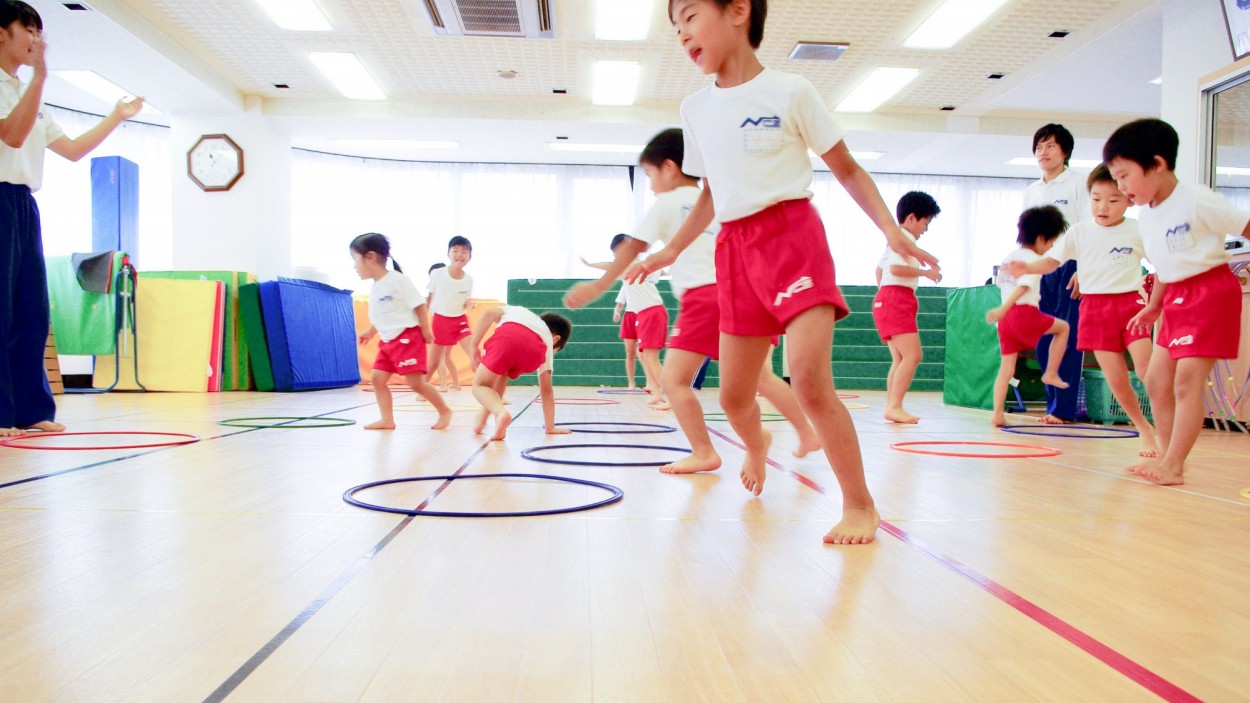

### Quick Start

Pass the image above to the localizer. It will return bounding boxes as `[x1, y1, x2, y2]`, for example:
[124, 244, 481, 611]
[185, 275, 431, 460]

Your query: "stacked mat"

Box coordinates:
[143, 271, 257, 390]
[46, 253, 123, 355]
[240, 278, 360, 392]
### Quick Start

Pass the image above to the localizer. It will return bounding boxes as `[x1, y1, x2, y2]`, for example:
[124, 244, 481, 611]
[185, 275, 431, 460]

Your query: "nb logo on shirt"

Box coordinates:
[1054, 199, 1069, 205]
[740, 115, 781, 129]
[1109, 247, 1134, 254]
[774, 276, 814, 307]
[1168, 335, 1194, 348]
[379, 295, 394, 302]
[1108, 246, 1133, 266]
[1165, 223, 1195, 253]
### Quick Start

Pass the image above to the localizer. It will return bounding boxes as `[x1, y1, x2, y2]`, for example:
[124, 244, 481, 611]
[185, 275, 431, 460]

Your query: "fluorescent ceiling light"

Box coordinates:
[253, 0, 332, 31]
[1216, 166, 1250, 177]
[903, 0, 1010, 50]
[1006, 157, 1101, 168]
[834, 67, 919, 112]
[329, 139, 459, 150]
[596, 0, 653, 40]
[546, 142, 644, 153]
[308, 52, 386, 100]
[52, 70, 160, 113]
[592, 61, 641, 106]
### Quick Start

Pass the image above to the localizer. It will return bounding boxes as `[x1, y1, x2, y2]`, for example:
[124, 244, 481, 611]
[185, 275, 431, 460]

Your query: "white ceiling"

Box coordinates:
[30, 0, 1175, 177]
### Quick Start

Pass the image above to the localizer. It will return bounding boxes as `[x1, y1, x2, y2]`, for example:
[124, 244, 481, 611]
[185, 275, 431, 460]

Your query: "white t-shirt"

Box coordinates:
[1138, 182, 1247, 283]
[1046, 219, 1145, 295]
[615, 272, 663, 313]
[368, 271, 424, 342]
[1023, 168, 1089, 228]
[499, 305, 554, 375]
[630, 186, 718, 298]
[876, 231, 921, 289]
[0, 71, 66, 190]
[680, 68, 845, 223]
[997, 248, 1044, 307]
[428, 266, 473, 317]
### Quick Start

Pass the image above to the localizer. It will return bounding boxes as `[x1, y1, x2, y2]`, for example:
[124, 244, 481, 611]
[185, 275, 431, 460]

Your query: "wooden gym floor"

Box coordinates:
[0, 387, 1247, 702]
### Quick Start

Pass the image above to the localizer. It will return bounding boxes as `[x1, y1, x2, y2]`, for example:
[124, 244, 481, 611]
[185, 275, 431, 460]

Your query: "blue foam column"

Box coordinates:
[90, 156, 139, 260]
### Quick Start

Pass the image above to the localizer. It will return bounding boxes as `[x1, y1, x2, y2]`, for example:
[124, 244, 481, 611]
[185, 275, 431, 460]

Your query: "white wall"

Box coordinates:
[1161, 0, 1237, 181]
[170, 97, 292, 279]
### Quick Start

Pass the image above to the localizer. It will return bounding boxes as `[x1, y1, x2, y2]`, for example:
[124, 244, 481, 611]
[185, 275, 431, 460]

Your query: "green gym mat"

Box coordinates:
[943, 285, 1002, 410]
[238, 282, 274, 392]
[46, 253, 122, 355]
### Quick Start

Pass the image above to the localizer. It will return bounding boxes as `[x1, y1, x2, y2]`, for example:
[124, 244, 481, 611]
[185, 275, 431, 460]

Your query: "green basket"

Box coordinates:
[1082, 368, 1152, 425]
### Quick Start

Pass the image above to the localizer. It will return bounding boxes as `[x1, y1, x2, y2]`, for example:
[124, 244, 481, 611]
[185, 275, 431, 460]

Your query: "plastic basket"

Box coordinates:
[1082, 368, 1152, 425]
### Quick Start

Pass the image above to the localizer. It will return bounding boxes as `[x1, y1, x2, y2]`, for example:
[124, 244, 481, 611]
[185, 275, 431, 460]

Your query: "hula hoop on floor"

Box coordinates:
[395, 403, 480, 412]
[704, 412, 789, 422]
[556, 422, 677, 434]
[550, 398, 621, 406]
[999, 425, 1139, 439]
[217, 416, 355, 429]
[838, 393, 861, 399]
[0, 431, 201, 451]
[843, 403, 869, 410]
[890, 440, 1062, 458]
[597, 389, 650, 395]
[521, 443, 692, 467]
[343, 473, 623, 517]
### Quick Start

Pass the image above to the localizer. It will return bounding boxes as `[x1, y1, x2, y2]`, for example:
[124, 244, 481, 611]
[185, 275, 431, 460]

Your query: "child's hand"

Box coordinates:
[30, 35, 47, 77]
[924, 265, 943, 283]
[613, 309, 621, 323]
[1004, 261, 1028, 278]
[563, 280, 605, 309]
[888, 227, 938, 269]
[358, 331, 375, 345]
[1127, 306, 1161, 336]
[545, 426, 573, 435]
[465, 300, 476, 311]
[471, 347, 482, 368]
[1067, 275, 1081, 299]
[986, 306, 1006, 324]
[422, 328, 433, 344]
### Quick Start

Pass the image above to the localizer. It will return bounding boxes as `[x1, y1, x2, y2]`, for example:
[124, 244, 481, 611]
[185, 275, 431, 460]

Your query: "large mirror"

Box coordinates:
[1209, 73, 1250, 220]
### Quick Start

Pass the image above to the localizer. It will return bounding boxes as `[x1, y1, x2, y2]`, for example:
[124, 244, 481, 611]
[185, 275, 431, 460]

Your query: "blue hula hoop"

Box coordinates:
[342, 473, 623, 517]
[999, 425, 1139, 439]
[521, 443, 692, 467]
[597, 389, 650, 395]
[556, 422, 677, 434]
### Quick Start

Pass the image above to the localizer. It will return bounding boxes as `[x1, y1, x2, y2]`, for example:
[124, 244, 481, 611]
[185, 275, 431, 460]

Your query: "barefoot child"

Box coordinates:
[426, 237, 476, 391]
[603, 233, 667, 396]
[351, 233, 452, 430]
[873, 191, 942, 424]
[1007, 164, 1159, 457]
[469, 305, 572, 441]
[1104, 118, 1250, 485]
[987, 207, 1071, 426]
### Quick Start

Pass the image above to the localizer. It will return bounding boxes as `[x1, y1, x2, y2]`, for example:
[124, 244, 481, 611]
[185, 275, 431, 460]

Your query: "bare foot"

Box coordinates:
[1135, 426, 1160, 458]
[23, 420, 66, 433]
[451, 384, 462, 391]
[473, 410, 490, 435]
[646, 393, 665, 405]
[1, 427, 23, 438]
[490, 409, 512, 441]
[364, 419, 396, 430]
[659, 451, 722, 474]
[1040, 373, 1070, 389]
[883, 408, 920, 424]
[990, 413, 1007, 427]
[1136, 460, 1184, 485]
[739, 428, 772, 496]
[793, 432, 821, 458]
[438, 386, 449, 393]
[1037, 414, 1069, 425]
[1126, 456, 1160, 475]
[823, 506, 880, 545]
[431, 409, 452, 430]
[651, 401, 672, 412]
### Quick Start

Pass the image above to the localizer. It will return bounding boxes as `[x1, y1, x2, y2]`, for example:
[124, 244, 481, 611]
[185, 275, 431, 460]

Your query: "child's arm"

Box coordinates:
[888, 264, 942, 283]
[613, 302, 624, 323]
[469, 306, 505, 367]
[414, 304, 434, 344]
[0, 38, 46, 148]
[628, 185, 716, 283]
[47, 98, 144, 162]
[986, 286, 1028, 323]
[821, 143, 938, 269]
[538, 371, 571, 435]
[564, 239, 648, 308]
[875, 266, 882, 287]
[358, 325, 377, 345]
[579, 257, 613, 272]
[1128, 280, 1166, 335]
[1005, 258, 1062, 277]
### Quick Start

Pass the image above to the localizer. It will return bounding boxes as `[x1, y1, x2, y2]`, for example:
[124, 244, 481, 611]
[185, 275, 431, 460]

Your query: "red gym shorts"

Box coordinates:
[715, 198, 849, 337]
[872, 285, 919, 343]
[669, 284, 720, 360]
[1077, 291, 1150, 352]
[373, 325, 428, 375]
[997, 305, 1057, 354]
[618, 310, 639, 340]
[1158, 265, 1243, 360]
[482, 322, 548, 379]
[432, 313, 470, 346]
[636, 305, 669, 351]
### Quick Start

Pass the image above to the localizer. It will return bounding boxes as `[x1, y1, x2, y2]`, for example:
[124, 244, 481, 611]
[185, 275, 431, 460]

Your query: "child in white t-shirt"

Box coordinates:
[426, 236, 476, 391]
[351, 233, 451, 431]
[469, 305, 573, 441]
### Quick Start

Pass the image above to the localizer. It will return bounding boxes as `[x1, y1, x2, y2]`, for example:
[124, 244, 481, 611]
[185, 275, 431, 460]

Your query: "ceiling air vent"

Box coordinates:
[788, 42, 849, 62]
[421, 0, 556, 38]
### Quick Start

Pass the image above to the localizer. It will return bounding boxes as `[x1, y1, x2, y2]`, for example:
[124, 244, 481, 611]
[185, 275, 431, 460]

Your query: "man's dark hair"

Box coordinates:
[1033, 123, 1075, 167]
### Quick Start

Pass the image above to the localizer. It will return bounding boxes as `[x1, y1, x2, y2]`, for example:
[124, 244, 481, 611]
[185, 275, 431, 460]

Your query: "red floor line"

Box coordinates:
[705, 427, 1202, 703]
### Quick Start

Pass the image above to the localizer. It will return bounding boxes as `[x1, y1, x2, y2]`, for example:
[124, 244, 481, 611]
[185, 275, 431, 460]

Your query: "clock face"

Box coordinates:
[187, 134, 244, 192]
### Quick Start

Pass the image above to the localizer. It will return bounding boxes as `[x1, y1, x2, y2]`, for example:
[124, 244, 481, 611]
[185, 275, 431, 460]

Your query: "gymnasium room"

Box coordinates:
[2, 0, 1248, 700]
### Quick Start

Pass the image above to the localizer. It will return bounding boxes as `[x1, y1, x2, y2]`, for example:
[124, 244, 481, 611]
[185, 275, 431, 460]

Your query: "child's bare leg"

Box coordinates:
[1041, 320, 1070, 388]
[658, 349, 721, 474]
[786, 306, 878, 544]
[757, 365, 820, 458]
[719, 334, 773, 495]
[443, 350, 461, 390]
[884, 333, 922, 424]
[406, 371, 452, 429]
[1137, 356, 1215, 486]
[457, 337, 478, 372]
[641, 348, 665, 402]
[471, 366, 511, 439]
[1094, 347, 1158, 457]
[990, 352, 1017, 427]
[366, 370, 397, 430]
[427, 346, 448, 391]
[622, 338, 638, 389]
[1131, 345, 1174, 474]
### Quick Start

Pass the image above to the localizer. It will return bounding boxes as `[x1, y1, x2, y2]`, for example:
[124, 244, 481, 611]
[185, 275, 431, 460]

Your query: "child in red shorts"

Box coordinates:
[351, 233, 451, 431]
[1104, 118, 1250, 485]
[987, 207, 1072, 427]
[469, 305, 573, 441]
[873, 191, 943, 425]
[426, 236, 476, 391]
[602, 233, 668, 396]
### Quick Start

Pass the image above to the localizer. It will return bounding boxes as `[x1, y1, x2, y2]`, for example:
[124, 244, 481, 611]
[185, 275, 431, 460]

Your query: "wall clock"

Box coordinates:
[187, 134, 244, 192]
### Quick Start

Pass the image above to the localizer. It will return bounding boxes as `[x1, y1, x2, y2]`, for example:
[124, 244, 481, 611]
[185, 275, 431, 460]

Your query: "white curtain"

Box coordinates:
[290, 150, 638, 299]
[33, 106, 173, 268]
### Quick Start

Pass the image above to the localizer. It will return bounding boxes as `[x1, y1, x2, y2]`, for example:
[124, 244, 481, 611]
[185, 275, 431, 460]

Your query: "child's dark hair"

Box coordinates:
[0, 1, 42, 31]
[1017, 206, 1068, 246]
[541, 313, 572, 351]
[1102, 118, 1178, 173]
[896, 191, 940, 224]
[640, 128, 695, 178]
[669, 0, 766, 49]
[349, 232, 403, 273]
[1086, 163, 1117, 191]
[610, 233, 630, 251]
[429, 262, 446, 275]
[448, 235, 472, 253]
[1032, 123, 1074, 166]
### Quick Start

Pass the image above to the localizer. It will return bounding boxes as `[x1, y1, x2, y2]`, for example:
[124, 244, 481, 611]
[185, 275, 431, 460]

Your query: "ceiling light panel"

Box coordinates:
[308, 52, 386, 100]
[52, 70, 160, 113]
[903, 0, 1010, 50]
[252, 0, 333, 31]
[592, 61, 642, 106]
[834, 67, 919, 113]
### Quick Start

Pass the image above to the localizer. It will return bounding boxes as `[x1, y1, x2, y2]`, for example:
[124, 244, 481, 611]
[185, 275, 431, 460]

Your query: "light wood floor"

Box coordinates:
[1, 387, 1247, 702]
